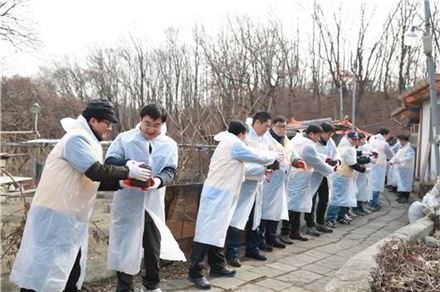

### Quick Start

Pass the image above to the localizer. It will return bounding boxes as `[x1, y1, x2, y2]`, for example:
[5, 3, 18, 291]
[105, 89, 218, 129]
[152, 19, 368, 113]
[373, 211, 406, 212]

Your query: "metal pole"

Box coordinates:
[352, 77, 357, 130]
[34, 112, 40, 138]
[424, 0, 440, 176]
[33, 113, 39, 183]
[339, 85, 344, 120]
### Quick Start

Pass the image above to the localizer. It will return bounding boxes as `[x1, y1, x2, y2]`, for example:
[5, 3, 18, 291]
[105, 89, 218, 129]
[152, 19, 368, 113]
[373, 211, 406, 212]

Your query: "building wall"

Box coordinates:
[418, 101, 439, 182]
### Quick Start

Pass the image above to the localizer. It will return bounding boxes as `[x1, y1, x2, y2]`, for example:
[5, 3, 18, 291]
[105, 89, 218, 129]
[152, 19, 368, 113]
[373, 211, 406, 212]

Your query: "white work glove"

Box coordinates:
[126, 160, 151, 181]
[276, 152, 285, 162]
[148, 177, 161, 190]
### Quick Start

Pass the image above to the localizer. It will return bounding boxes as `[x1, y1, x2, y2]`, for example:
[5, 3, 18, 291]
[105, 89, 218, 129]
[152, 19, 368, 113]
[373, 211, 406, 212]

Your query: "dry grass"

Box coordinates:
[372, 236, 440, 292]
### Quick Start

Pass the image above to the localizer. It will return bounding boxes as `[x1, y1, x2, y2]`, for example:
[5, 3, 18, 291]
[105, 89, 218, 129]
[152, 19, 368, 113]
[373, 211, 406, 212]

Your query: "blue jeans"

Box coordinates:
[225, 226, 240, 259]
[369, 191, 381, 207]
[353, 200, 365, 212]
[244, 221, 260, 254]
[326, 205, 346, 222]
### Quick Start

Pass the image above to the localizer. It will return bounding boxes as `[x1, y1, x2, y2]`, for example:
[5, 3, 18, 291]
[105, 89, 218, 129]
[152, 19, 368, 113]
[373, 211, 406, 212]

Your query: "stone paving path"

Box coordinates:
[162, 189, 410, 291]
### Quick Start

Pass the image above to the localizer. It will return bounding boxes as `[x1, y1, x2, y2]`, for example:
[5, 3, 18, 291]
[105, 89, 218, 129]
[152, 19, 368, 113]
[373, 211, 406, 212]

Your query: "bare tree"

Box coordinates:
[0, 0, 39, 49]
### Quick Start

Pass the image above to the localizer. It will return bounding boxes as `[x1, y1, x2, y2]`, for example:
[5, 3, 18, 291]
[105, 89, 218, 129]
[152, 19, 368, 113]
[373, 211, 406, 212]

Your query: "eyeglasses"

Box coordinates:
[102, 120, 114, 129]
[273, 124, 287, 129]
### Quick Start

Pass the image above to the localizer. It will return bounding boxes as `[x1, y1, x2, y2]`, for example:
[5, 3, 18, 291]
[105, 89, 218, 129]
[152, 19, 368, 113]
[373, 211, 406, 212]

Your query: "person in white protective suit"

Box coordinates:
[368, 128, 394, 211]
[259, 116, 304, 249]
[303, 123, 339, 237]
[386, 137, 401, 193]
[105, 104, 185, 292]
[352, 132, 377, 216]
[224, 112, 284, 268]
[188, 120, 277, 290]
[10, 99, 151, 292]
[281, 125, 334, 241]
[326, 132, 367, 227]
[389, 135, 415, 204]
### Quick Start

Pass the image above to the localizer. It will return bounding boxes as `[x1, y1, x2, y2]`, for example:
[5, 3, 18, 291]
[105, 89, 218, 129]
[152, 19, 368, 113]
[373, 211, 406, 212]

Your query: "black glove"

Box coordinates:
[267, 160, 280, 171]
[325, 158, 340, 167]
[357, 156, 371, 165]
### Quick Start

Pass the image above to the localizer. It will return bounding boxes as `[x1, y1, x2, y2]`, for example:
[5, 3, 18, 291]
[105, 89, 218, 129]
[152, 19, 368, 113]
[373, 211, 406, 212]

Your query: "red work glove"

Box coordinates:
[121, 178, 149, 191]
[147, 177, 161, 189]
[295, 160, 306, 170]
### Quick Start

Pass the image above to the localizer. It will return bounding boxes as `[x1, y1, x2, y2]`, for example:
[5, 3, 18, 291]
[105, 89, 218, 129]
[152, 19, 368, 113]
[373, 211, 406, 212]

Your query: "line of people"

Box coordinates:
[187, 113, 415, 290]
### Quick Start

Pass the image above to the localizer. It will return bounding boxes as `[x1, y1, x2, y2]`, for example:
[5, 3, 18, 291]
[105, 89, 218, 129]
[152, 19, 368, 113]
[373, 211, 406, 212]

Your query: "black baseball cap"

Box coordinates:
[82, 99, 119, 123]
[347, 131, 360, 140]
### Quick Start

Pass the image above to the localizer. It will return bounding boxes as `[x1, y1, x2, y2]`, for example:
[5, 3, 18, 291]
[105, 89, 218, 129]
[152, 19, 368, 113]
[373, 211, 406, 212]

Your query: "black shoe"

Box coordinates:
[359, 209, 370, 216]
[397, 197, 409, 204]
[245, 251, 267, 261]
[289, 233, 308, 241]
[271, 240, 286, 249]
[305, 227, 320, 237]
[209, 267, 236, 277]
[352, 209, 364, 217]
[259, 244, 273, 252]
[367, 204, 379, 212]
[279, 234, 294, 244]
[316, 224, 333, 233]
[226, 257, 241, 267]
[188, 276, 211, 290]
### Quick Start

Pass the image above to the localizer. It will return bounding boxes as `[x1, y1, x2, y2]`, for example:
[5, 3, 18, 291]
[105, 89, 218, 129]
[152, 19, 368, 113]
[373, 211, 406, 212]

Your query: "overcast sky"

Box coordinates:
[1, 0, 403, 77]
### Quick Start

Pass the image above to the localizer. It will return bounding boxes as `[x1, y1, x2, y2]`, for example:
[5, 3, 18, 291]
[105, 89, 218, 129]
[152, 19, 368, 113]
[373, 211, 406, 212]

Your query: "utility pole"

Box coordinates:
[424, 0, 439, 176]
[339, 85, 344, 121]
[351, 63, 357, 130]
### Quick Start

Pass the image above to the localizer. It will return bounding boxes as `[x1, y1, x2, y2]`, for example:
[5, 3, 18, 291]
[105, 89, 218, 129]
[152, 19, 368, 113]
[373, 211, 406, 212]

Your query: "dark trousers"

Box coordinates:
[116, 210, 161, 292]
[225, 202, 259, 258]
[244, 203, 259, 254]
[259, 219, 279, 245]
[225, 226, 241, 259]
[304, 177, 329, 226]
[281, 211, 301, 236]
[188, 242, 226, 279]
[21, 249, 82, 292]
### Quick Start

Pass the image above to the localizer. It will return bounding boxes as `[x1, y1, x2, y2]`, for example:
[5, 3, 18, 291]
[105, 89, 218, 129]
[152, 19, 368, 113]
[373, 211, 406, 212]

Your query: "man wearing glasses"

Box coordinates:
[106, 104, 184, 292]
[259, 116, 299, 249]
[10, 99, 151, 292]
